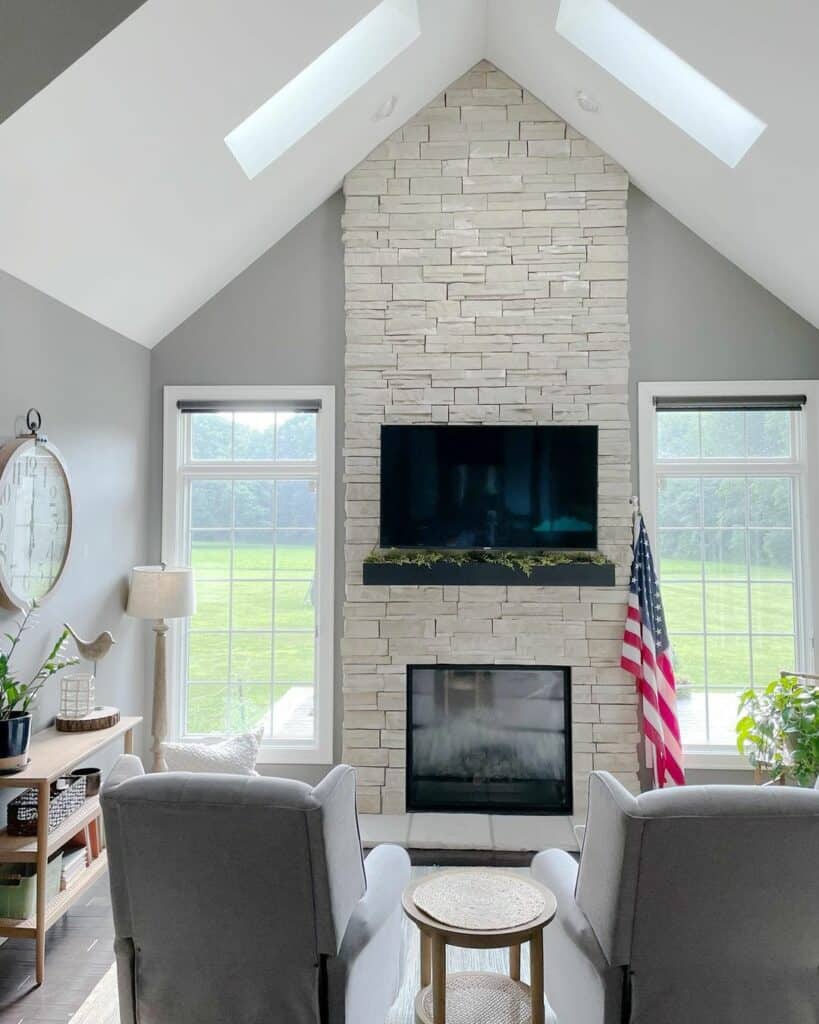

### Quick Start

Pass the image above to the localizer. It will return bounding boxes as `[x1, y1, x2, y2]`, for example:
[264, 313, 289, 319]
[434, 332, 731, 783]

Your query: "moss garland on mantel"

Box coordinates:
[364, 547, 612, 578]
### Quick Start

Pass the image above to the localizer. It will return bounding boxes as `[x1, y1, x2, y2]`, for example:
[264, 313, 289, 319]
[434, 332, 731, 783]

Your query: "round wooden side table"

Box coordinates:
[402, 869, 557, 1024]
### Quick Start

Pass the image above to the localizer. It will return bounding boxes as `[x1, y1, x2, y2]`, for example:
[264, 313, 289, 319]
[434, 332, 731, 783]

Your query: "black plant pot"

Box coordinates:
[0, 712, 32, 775]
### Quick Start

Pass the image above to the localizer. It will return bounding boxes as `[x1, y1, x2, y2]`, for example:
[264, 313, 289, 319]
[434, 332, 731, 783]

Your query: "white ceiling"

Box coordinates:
[0, 0, 815, 347]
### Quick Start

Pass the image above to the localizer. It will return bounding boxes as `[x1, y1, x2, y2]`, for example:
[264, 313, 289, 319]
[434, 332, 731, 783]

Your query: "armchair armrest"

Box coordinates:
[327, 844, 411, 1024]
[104, 755, 145, 792]
[339, 844, 411, 961]
[532, 849, 621, 1024]
[532, 850, 607, 969]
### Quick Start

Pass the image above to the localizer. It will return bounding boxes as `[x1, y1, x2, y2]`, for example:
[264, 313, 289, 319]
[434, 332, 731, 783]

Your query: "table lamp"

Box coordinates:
[127, 564, 196, 771]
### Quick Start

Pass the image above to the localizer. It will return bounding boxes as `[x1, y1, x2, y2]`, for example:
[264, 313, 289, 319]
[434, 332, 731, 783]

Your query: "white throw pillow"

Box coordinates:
[162, 727, 263, 775]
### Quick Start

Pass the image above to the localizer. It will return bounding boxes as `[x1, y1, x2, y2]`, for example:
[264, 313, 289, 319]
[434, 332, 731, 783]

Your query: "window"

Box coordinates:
[224, 0, 420, 178]
[556, 0, 766, 167]
[162, 386, 334, 763]
[639, 382, 819, 762]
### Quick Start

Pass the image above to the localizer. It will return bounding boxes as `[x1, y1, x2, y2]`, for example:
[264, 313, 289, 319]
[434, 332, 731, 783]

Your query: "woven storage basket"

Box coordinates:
[7, 776, 87, 836]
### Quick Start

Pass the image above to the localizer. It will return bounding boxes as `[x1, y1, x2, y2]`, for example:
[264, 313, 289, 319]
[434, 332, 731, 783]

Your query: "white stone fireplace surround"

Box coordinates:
[341, 61, 640, 843]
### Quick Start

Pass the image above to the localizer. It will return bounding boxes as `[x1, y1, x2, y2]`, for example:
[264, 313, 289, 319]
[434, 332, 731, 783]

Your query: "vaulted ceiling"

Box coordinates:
[0, 0, 814, 347]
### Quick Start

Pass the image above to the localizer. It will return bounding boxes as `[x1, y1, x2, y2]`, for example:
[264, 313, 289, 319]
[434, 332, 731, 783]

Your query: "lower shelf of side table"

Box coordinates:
[415, 971, 536, 1024]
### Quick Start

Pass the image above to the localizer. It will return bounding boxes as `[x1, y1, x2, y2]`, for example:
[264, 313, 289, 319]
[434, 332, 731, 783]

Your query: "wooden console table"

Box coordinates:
[0, 716, 141, 984]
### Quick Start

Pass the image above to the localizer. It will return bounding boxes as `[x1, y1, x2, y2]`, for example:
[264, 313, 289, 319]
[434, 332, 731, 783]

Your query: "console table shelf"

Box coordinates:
[0, 716, 141, 983]
[0, 795, 102, 864]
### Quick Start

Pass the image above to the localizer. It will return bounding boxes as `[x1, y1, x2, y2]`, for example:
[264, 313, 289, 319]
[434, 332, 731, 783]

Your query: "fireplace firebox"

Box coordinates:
[406, 664, 572, 815]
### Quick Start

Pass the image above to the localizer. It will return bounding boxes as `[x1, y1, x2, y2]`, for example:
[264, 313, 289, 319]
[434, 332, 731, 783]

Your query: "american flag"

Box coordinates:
[621, 514, 685, 788]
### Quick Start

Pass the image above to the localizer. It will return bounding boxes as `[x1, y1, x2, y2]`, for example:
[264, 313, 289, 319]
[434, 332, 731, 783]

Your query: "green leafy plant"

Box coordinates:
[0, 605, 78, 721]
[736, 675, 819, 786]
[364, 547, 611, 577]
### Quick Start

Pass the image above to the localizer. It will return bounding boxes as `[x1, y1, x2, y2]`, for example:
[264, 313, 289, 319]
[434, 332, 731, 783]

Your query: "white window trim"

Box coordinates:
[161, 384, 335, 765]
[638, 380, 819, 770]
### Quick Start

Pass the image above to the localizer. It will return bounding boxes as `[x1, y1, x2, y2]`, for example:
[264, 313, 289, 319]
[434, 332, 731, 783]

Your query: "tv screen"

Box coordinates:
[380, 425, 597, 550]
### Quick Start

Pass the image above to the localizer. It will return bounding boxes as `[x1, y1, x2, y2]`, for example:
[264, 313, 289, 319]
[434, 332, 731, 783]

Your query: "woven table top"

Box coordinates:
[412, 869, 548, 931]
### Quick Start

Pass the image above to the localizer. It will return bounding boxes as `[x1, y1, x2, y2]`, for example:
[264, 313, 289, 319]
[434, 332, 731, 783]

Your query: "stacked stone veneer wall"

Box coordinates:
[341, 61, 640, 815]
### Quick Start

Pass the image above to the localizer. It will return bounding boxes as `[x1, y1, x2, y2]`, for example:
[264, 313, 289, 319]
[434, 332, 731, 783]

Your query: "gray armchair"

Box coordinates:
[101, 758, 410, 1024]
[532, 771, 819, 1024]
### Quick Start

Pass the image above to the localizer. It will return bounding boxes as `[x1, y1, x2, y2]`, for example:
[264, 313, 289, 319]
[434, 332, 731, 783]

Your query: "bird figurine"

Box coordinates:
[64, 624, 116, 676]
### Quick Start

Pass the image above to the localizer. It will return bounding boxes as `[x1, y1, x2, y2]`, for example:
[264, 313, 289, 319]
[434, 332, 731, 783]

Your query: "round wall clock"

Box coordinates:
[0, 435, 73, 610]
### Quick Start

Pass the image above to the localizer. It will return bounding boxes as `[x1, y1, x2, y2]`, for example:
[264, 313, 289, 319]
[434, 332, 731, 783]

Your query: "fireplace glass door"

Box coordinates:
[406, 664, 572, 814]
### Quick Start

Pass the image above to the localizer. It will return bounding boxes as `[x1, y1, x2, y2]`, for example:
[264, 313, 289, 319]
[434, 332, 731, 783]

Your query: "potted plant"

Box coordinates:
[736, 675, 819, 786]
[0, 606, 78, 774]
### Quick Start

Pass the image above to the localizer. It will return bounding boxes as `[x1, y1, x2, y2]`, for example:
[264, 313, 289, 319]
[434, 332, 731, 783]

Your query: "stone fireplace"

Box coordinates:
[340, 61, 640, 819]
[406, 665, 572, 815]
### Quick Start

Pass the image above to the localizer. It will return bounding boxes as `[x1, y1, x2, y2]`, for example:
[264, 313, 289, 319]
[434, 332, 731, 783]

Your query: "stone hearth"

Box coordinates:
[358, 812, 580, 854]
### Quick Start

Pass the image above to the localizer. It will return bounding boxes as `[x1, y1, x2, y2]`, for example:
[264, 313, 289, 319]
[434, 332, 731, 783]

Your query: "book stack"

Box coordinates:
[60, 848, 88, 891]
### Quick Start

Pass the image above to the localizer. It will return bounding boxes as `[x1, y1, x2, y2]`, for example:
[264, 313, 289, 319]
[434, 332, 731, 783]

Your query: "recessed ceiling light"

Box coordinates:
[556, 0, 766, 167]
[374, 95, 399, 120]
[225, 0, 420, 180]
[576, 90, 599, 113]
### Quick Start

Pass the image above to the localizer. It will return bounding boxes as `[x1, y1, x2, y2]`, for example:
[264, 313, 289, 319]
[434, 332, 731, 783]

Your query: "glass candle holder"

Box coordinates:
[59, 674, 95, 719]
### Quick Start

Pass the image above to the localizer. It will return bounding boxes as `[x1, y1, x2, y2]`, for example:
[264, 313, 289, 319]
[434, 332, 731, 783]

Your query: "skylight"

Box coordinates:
[225, 0, 420, 179]
[555, 0, 766, 167]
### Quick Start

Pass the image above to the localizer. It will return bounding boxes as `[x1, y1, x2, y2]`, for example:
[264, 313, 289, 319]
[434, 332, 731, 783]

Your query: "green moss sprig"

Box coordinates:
[364, 547, 610, 577]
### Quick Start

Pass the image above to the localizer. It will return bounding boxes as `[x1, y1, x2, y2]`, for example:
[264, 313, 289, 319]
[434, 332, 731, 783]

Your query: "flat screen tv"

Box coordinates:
[380, 425, 598, 550]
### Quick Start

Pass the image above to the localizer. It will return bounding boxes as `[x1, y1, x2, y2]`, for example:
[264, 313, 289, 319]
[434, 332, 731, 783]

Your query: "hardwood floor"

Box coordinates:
[0, 876, 114, 1024]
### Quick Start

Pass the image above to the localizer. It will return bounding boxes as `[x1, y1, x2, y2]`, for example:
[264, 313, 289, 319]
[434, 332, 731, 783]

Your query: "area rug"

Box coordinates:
[71, 870, 556, 1023]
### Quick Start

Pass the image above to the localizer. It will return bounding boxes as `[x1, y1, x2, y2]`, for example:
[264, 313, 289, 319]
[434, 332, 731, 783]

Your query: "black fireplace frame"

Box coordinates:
[405, 663, 573, 816]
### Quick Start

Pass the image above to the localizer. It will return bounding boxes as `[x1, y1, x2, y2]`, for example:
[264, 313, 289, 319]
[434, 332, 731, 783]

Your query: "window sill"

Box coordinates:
[685, 748, 752, 771]
[256, 744, 332, 766]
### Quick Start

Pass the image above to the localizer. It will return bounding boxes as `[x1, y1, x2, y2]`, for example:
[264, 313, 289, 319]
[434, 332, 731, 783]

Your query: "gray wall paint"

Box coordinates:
[0, 0, 146, 123]
[150, 192, 345, 784]
[629, 184, 819, 490]
[0, 268, 151, 784]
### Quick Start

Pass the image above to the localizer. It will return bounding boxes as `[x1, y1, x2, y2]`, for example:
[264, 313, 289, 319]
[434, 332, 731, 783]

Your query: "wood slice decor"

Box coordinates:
[413, 869, 547, 931]
[56, 707, 121, 733]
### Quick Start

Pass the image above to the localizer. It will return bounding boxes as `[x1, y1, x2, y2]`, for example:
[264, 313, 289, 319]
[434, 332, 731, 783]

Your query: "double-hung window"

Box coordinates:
[162, 386, 334, 764]
[639, 381, 819, 763]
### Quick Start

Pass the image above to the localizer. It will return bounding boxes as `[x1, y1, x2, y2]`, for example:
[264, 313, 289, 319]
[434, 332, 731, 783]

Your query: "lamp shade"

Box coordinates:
[126, 565, 196, 620]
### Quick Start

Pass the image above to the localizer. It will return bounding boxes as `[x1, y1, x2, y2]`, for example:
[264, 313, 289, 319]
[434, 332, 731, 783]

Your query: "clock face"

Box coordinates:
[0, 440, 72, 608]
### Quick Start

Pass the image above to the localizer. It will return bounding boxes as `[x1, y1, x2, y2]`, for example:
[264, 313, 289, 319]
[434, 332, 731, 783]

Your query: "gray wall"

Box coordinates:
[149, 192, 345, 784]
[0, 0, 146, 123]
[629, 184, 819, 488]
[0, 268, 151, 780]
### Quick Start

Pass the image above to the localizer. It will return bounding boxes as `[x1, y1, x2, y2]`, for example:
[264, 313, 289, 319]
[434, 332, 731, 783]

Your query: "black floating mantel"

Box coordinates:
[362, 554, 617, 588]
